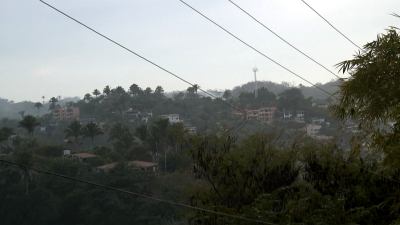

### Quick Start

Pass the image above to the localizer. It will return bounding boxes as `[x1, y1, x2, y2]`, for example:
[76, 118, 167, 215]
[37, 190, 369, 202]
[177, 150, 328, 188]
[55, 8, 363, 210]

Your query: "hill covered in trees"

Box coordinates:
[231, 80, 340, 99]
[0, 79, 338, 120]
[1, 27, 400, 225]
[0, 97, 80, 119]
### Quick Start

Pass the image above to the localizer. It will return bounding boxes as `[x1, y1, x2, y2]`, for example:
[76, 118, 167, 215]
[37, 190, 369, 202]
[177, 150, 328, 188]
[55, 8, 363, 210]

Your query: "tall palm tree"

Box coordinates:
[129, 83, 142, 96]
[103, 85, 111, 96]
[154, 86, 165, 97]
[92, 89, 101, 98]
[34, 102, 43, 116]
[83, 93, 92, 103]
[65, 120, 82, 147]
[186, 84, 200, 98]
[192, 84, 199, 94]
[49, 97, 58, 111]
[144, 87, 153, 96]
[82, 122, 103, 146]
[19, 115, 40, 136]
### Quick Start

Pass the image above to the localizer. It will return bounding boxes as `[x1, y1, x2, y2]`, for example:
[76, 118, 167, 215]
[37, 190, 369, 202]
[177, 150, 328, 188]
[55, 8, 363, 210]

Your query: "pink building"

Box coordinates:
[53, 107, 80, 121]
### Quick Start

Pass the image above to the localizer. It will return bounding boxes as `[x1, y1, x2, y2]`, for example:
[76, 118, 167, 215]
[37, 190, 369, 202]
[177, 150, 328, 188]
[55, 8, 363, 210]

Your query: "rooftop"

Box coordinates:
[97, 162, 118, 171]
[72, 152, 97, 159]
[128, 160, 158, 168]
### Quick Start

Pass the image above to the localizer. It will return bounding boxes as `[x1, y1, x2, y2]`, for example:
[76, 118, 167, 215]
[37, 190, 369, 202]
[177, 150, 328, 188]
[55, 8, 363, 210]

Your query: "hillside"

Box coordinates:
[0, 97, 80, 119]
[232, 80, 341, 100]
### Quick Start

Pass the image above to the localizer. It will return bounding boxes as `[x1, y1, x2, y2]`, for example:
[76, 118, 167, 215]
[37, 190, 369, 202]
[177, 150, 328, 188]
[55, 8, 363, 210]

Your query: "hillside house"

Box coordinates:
[129, 161, 158, 172]
[234, 107, 277, 123]
[96, 161, 158, 173]
[70, 152, 97, 162]
[96, 162, 118, 173]
[246, 107, 277, 123]
[160, 114, 182, 124]
[282, 110, 305, 123]
[53, 107, 80, 121]
[306, 124, 322, 137]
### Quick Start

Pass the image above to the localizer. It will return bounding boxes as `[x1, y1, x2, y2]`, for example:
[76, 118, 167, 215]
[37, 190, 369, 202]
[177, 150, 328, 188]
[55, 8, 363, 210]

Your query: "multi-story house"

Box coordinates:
[53, 107, 80, 121]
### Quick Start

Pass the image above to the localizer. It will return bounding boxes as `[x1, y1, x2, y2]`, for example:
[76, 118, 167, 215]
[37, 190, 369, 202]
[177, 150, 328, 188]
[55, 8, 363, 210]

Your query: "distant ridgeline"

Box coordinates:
[0, 97, 80, 119]
[0, 80, 338, 119]
[232, 80, 341, 100]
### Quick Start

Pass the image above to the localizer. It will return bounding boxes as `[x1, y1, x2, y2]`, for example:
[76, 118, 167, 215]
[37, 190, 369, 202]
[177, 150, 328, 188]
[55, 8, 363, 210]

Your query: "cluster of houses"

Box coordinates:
[233, 106, 336, 141]
[160, 114, 197, 135]
[124, 109, 197, 134]
[233, 107, 305, 124]
[283, 110, 305, 123]
[305, 118, 334, 141]
[125, 108, 153, 123]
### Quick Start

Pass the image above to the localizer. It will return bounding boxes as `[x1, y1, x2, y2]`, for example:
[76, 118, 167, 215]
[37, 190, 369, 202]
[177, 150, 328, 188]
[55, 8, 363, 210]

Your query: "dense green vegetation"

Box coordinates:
[0, 27, 399, 225]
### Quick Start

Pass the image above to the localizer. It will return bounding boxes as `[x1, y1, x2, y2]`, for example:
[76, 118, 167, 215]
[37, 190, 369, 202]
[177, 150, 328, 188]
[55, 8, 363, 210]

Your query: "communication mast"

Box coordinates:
[253, 67, 259, 98]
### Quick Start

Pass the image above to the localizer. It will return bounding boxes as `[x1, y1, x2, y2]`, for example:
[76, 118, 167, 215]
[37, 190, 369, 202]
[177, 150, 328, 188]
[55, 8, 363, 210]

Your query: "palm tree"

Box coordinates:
[154, 86, 165, 97]
[34, 102, 43, 116]
[82, 122, 103, 146]
[193, 84, 199, 94]
[103, 85, 111, 96]
[19, 115, 40, 136]
[65, 120, 82, 147]
[186, 84, 199, 98]
[150, 119, 169, 167]
[144, 87, 153, 96]
[109, 123, 134, 151]
[129, 83, 142, 96]
[49, 97, 58, 111]
[83, 93, 92, 103]
[92, 89, 101, 98]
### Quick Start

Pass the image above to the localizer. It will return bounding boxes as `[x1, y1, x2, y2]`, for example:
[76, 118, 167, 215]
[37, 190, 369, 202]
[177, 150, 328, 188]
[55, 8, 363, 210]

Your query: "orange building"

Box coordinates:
[234, 107, 277, 123]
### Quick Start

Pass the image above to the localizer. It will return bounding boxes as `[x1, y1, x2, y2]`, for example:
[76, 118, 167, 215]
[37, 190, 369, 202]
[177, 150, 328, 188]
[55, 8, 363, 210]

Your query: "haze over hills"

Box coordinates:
[0, 97, 80, 119]
[0, 80, 339, 119]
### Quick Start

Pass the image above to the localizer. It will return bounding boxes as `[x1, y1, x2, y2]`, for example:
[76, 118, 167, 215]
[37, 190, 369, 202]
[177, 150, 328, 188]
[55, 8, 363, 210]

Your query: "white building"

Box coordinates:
[283, 111, 292, 120]
[295, 111, 305, 123]
[185, 126, 197, 135]
[160, 114, 182, 124]
[63, 150, 72, 156]
[306, 124, 322, 137]
[312, 118, 326, 124]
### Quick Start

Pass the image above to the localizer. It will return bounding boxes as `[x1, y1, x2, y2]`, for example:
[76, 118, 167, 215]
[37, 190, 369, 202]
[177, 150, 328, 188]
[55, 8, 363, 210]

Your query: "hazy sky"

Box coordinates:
[1, 0, 399, 102]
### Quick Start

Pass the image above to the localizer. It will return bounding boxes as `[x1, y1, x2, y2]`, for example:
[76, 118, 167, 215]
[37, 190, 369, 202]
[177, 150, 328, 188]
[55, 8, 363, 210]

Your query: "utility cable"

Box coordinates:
[176, 0, 334, 97]
[38, 0, 249, 133]
[227, 0, 342, 80]
[38, 0, 245, 113]
[0, 159, 277, 225]
[299, 0, 363, 51]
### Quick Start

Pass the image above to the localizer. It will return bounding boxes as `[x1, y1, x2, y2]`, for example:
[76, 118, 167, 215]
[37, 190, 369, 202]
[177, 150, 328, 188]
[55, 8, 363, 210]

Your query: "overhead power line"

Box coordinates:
[299, 0, 363, 51]
[227, 0, 342, 80]
[37, 0, 245, 113]
[38, 0, 250, 133]
[0, 159, 276, 225]
[176, 0, 334, 97]
[38, 1, 199, 97]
